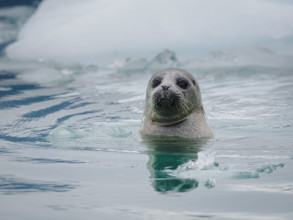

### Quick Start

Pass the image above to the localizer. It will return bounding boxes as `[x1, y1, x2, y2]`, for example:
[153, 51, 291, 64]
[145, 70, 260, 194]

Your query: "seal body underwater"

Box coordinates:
[140, 68, 214, 139]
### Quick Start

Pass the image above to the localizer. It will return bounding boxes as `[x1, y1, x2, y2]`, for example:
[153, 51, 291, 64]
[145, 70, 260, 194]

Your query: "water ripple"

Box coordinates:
[0, 175, 75, 195]
[0, 95, 53, 109]
[22, 98, 79, 118]
[15, 157, 85, 164]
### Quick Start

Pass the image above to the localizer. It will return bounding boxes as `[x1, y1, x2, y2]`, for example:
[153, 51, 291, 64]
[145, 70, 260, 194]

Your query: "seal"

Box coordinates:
[140, 68, 214, 139]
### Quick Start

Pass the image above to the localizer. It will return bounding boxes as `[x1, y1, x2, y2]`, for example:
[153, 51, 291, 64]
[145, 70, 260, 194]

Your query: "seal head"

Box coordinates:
[140, 68, 214, 139]
[146, 68, 202, 125]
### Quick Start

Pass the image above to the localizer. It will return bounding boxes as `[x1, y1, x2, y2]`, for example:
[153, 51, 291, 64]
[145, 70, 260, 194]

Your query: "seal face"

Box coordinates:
[149, 69, 201, 125]
[140, 68, 214, 139]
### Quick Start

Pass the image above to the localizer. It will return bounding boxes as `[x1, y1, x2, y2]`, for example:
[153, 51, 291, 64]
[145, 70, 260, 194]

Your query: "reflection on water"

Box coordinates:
[143, 136, 208, 193]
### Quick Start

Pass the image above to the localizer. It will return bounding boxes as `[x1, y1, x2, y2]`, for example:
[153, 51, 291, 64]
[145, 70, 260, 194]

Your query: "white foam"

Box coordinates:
[165, 150, 286, 188]
[5, 0, 293, 65]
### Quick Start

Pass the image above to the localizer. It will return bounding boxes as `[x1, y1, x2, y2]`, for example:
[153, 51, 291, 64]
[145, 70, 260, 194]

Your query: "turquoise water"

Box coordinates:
[1, 4, 293, 220]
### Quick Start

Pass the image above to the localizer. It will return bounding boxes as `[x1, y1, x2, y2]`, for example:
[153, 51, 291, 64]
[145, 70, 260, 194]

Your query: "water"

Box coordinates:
[1, 4, 293, 220]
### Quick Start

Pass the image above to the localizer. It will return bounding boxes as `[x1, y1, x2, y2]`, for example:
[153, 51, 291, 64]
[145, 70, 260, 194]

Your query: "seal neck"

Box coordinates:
[151, 117, 188, 126]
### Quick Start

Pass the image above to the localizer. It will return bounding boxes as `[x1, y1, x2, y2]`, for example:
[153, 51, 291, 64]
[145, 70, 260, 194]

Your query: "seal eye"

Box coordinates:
[152, 78, 161, 88]
[177, 79, 189, 89]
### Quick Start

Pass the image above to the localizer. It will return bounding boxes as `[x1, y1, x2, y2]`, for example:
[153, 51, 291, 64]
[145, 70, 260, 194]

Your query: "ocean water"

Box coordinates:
[1, 3, 293, 220]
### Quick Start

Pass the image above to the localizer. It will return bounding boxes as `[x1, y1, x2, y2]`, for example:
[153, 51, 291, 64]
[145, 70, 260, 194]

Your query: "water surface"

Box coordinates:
[1, 4, 293, 220]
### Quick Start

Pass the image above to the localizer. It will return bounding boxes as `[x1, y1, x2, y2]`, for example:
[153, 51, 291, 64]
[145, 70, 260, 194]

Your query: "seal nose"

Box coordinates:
[162, 85, 170, 91]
